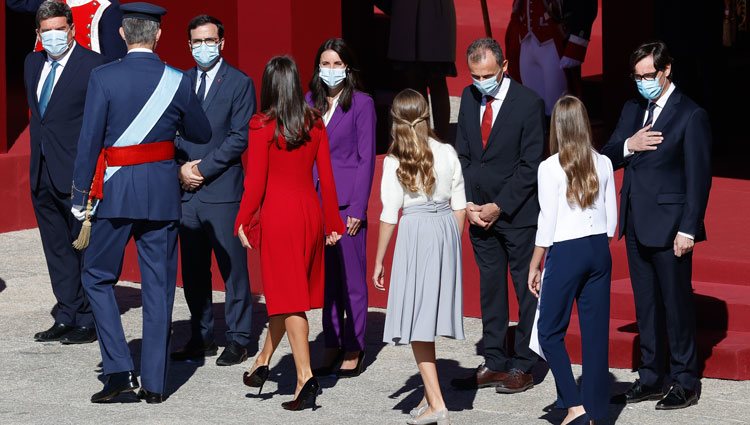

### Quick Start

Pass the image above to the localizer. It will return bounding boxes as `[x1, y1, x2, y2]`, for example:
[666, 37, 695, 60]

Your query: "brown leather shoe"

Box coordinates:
[495, 368, 534, 394]
[451, 364, 509, 390]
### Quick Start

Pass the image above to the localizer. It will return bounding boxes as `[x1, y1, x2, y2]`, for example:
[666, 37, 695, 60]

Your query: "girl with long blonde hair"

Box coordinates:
[373, 89, 466, 425]
[528, 95, 617, 425]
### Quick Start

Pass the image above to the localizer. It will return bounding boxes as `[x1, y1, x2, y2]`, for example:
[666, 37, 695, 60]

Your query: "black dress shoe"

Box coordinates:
[170, 341, 218, 361]
[655, 384, 698, 410]
[216, 341, 248, 366]
[281, 377, 320, 411]
[243, 364, 269, 394]
[91, 371, 139, 403]
[60, 326, 97, 344]
[612, 379, 664, 404]
[34, 322, 74, 342]
[136, 389, 164, 404]
[336, 351, 365, 378]
[312, 348, 344, 376]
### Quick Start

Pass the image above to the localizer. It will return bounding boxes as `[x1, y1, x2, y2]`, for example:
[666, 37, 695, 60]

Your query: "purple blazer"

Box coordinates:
[306, 90, 376, 220]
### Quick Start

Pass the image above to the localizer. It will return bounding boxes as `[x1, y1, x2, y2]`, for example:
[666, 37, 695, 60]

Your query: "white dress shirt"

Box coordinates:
[380, 138, 467, 224]
[478, 75, 511, 127]
[535, 152, 617, 247]
[323, 94, 340, 126]
[36, 42, 77, 101]
[195, 58, 223, 99]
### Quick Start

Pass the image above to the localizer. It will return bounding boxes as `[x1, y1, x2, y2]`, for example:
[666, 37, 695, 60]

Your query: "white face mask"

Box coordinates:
[319, 67, 346, 88]
[192, 43, 220, 68]
[40, 29, 71, 57]
[472, 72, 502, 97]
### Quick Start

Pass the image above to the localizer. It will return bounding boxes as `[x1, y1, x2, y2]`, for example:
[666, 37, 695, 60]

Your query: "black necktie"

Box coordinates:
[197, 71, 207, 103]
[643, 102, 657, 127]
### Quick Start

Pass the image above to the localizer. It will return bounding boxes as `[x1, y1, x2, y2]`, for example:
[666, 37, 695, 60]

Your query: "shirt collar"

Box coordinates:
[128, 47, 154, 54]
[654, 81, 676, 109]
[485, 75, 511, 103]
[47, 42, 76, 67]
[198, 58, 223, 80]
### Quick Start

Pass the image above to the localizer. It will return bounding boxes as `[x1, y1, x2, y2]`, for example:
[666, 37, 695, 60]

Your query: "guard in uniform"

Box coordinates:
[8, 0, 127, 59]
[70, 2, 211, 404]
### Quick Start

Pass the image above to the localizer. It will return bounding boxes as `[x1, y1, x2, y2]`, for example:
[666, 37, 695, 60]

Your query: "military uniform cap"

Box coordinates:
[120, 2, 167, 23]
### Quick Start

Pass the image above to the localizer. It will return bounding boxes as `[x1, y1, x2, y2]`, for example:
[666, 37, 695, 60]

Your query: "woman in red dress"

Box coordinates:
[235, 56, 345, 411]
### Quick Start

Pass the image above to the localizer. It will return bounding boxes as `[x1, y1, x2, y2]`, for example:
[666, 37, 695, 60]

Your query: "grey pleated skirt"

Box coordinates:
[383, 201, 464, 345]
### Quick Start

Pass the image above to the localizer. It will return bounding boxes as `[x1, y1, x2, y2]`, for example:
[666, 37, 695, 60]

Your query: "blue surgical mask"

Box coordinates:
[473, 72, 502, 97]
[40, 29, 71, 58]
[636, 77, 664, 101]
[192, 44, 220, 68]
[319, 68, 346, 88]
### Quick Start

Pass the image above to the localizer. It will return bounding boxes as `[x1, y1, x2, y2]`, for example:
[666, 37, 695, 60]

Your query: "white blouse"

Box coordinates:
[535, 152, 617, 247]
[380, 138, 467, 224]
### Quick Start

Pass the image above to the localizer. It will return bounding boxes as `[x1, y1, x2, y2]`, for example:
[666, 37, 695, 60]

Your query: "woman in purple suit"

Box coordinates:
[307, 38, 376, 378]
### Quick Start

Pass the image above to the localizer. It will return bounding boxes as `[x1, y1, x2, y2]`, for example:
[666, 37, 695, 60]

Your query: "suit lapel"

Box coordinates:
[325, 104, 345, 137]
[29, 55, 45, 117]
[201, 60, 227, 111]
[466, 87, 484, 159]
[651, 88, 681, 132]
[483, 80, 517, 155]
[42, 46, 84, 118]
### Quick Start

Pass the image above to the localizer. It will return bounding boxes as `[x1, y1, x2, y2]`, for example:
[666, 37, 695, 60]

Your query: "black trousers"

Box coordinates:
[469, 224, 538, 372]
[625, 209, 699, 391]
[31, 157, 92, 327]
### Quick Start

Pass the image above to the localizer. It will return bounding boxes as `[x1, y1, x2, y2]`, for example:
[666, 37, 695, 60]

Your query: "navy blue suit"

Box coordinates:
[24, 44, 107, 329]
[175, 59, 256, 348]
[601, 87, 712, 391]
[71, 51, 211, 394]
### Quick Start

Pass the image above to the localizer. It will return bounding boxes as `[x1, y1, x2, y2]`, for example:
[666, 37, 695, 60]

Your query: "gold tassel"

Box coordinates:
[72, 200, 93, 250]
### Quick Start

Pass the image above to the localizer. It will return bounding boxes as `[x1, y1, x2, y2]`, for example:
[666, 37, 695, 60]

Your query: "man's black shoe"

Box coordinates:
[655, 384, 698, 410]
[216, 341, 248, 366]
[60, 326, 97, 344]
[91, 371, 139, 403]
[170, 341, 218, 361]
[611, 379, 664, 404]
[136, 389, 164, 404]
[34, 322, 74, 342]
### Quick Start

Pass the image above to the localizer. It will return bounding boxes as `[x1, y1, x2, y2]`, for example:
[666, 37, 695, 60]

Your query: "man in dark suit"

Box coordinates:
[452, 38, 545, 393]
[70, 3, 211, 403]
[7, 0, 127, 59]
[602, 41, 712, 410]
[23, 0, 107, 344]
[172, 14, 256, 367]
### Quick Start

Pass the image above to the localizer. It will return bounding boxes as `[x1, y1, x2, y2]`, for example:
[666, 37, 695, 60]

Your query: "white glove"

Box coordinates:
[71, 206, 86, 222]
[559, 55, 582, 69]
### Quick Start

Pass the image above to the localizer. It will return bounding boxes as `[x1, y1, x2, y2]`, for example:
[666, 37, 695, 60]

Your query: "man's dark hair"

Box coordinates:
[187, 15, 224, 40]
[630, 41, 673, 74]
[309, 38, 363, 115]
[36, 0, 73, 28]
[466, 38, 505, 66]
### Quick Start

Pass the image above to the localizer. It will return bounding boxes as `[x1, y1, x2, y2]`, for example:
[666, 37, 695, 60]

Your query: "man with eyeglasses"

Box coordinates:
[172, 14, 256, 366]
[602, 40, 712, 411]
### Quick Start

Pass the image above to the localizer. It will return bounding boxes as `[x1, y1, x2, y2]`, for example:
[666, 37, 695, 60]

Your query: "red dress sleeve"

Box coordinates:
[234, 115, 271, 245]
[314, 121, 346, 235]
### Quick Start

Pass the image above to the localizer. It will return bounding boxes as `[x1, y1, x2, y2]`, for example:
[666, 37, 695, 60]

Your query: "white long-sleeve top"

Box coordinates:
[380, 138, 467, 224]
[535, 151, 617, 247]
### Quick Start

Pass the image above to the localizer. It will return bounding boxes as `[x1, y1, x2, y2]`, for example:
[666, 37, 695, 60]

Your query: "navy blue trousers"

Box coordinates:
[31, 158, 92, 327]
[537, 234, 611, 420]
[179, 197, 252, 346]
[82, 218, 178, 394]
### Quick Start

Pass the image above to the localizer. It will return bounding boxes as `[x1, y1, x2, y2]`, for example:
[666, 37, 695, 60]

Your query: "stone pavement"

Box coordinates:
[0, 228, 748, 425]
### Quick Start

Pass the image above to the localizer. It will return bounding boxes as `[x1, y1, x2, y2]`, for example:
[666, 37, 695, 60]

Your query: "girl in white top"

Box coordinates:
[528, 96, 616, 425]
[373, 89, 466, 425]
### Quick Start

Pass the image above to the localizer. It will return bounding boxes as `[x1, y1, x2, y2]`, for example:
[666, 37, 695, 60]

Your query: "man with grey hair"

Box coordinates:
[70, 1, 211, 404]
[23, 0, 107, 345]
[452, 38, 545, 394]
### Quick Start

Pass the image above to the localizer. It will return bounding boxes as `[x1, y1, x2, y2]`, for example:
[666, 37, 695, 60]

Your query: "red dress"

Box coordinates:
[235, 114, 345, 316]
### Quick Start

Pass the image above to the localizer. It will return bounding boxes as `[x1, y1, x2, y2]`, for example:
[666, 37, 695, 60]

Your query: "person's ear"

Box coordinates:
[663, 64, 672, 80]
[119, 27, 126, 42]
[69, 23, 76, 39]
[500, 59, 509, 76]
[219, 39, 225, 52]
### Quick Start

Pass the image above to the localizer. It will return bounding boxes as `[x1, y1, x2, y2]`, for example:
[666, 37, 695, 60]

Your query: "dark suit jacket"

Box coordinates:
[175, 60, 256, 204]
[600, 87, 712, 247]
[23, 44, 107, 193]
[378, 0, 456, 63]
[455, 79, 545, 228]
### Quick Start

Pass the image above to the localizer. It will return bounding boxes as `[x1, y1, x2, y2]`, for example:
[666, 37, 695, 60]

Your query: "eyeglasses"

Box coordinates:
[631, 71, 660, 82]
[190, 38, 221, 49]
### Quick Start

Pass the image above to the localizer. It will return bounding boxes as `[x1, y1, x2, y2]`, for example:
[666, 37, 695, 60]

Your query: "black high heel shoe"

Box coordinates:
[281, 377, 320, 411]
[312, 348, 344, 376]
[336, 351, 365, 378]
[243, 365, 269, 394]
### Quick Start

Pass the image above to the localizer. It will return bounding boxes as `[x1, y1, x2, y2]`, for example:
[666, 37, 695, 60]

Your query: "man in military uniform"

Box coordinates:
[70, 2, 211, 404]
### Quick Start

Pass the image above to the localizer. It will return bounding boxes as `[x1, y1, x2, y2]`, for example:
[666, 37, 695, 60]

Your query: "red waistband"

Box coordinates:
[90, 141, 174, 200]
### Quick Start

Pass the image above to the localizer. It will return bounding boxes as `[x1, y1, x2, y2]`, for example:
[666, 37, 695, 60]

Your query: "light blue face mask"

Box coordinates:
[319, 67, 346, 88]
[472, 72, 502, 97]
[636, 77, 664, 101]
[40, 29, 71, 58]
[192, 43, 220, 68]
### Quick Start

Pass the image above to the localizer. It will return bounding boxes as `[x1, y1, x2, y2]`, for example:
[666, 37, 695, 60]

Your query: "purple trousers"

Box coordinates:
[323, 208, 368, 351]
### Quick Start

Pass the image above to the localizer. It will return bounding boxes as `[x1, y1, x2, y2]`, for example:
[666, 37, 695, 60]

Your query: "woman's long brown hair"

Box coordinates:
[549, 95, 599, 209]
[388, 89, 436, 195]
